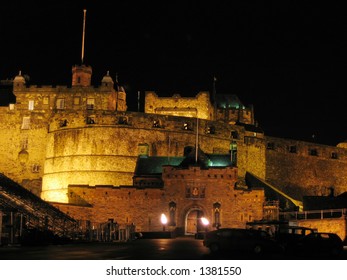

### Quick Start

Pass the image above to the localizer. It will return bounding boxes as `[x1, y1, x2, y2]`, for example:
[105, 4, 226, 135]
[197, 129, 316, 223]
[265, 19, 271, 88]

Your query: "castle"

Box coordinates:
[1, 62, 347, 236]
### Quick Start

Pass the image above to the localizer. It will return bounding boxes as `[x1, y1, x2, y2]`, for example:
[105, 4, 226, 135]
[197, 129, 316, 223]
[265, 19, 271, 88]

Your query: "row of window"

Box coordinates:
[267, 142, 339, 159]
[24, 98, 96, 111]
[152, 120, 239, 138]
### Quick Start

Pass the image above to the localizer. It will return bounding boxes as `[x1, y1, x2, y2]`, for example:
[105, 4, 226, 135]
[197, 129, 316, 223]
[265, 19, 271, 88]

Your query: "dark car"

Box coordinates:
[275, 226, 316, 254]
[296, 232, 344, 257]
[203, 228, 283, 255]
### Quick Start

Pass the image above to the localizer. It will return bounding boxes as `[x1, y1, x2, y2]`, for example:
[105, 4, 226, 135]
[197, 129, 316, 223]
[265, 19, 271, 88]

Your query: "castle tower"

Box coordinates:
[71, 9, 92, 87]
[71, 64, 92, 87]
[13, 71, 26, 90]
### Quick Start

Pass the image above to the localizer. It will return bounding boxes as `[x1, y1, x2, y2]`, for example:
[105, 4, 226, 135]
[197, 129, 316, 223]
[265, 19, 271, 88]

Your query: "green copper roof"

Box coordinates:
[134, 149, 233, 176]
[134, 156, 185, 175]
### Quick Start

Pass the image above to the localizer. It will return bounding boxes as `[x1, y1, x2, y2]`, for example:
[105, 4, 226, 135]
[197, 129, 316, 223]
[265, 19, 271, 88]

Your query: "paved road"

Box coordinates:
[0, 237, 346, 260]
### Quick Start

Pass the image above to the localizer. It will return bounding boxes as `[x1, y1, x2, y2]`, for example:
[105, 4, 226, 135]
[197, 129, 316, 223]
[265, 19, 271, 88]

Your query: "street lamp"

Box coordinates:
[161, 213, 168, 231]
[201, 217, 209, 232]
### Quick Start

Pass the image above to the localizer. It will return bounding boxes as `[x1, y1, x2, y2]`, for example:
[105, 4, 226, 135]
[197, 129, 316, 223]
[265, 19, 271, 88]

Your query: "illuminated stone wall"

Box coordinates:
[145, 91, 213, 120]
[0, 107, 47, 196]
[265, 136, 347, 199]
[52, 165, 264, 233]
[296, 218, 347, 241]
[42, 111, 266, 203]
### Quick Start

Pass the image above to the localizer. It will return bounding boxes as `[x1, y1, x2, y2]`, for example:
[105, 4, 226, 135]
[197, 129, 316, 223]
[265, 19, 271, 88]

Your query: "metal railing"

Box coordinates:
[280, 208, 347, 221]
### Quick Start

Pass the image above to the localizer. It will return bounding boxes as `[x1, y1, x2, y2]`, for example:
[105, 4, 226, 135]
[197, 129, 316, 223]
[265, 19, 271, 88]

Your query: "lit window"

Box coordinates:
[87, 98, 95, 110]
[74, 97, 81, 105]
[28, 100, 34, 110]
[43, 97, 49, 105]
[56, 98, 65, 109]
[21, 117, 30, 130]
[9, 104, 15, 110]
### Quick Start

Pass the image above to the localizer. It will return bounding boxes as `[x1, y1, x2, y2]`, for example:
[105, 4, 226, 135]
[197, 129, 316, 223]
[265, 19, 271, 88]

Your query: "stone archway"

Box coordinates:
[184, 207, 205, 235]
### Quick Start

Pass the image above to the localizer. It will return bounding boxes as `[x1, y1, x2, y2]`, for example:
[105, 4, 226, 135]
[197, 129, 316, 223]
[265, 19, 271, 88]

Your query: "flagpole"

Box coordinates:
[81, 9, 87, 64]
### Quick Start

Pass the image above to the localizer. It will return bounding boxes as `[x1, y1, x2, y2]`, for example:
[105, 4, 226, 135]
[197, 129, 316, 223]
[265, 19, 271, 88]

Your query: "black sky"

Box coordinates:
[1, 1, 346, 146]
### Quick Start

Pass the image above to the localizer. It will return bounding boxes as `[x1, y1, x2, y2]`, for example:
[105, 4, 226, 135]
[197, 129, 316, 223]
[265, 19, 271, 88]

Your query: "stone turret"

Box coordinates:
[101, 71, 114, 88]
[13, 71, 26, 90]
[72, 64, 92, 87]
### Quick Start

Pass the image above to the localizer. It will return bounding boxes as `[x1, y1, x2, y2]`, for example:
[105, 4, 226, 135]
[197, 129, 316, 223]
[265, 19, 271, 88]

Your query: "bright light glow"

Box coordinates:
[161, 213, 168, 225]
[201, 217, 209, 226]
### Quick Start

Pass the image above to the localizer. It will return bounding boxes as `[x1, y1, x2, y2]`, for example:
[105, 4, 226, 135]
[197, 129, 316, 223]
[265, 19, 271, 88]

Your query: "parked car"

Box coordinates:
[203, 228, 284, 255]
[295, 232, 344, 257]
[275, 226, 316, 254]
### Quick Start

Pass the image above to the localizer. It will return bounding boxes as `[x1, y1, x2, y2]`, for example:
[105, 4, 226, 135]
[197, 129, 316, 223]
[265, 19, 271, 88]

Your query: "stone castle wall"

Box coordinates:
[265, 136, 347, 199]
[42, 111, 266, 203]
[52, 164, 265, 232]
[145, 91, 213, 120]
[0, 107, 48, 196]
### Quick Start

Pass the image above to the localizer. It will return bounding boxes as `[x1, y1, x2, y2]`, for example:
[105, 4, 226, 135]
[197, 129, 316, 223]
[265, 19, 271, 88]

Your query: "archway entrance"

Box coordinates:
[185, 208, 205, 235]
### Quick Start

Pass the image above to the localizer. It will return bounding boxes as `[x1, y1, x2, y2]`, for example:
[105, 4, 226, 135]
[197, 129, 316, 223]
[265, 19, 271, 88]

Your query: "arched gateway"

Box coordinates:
[184, 206, 206, 235]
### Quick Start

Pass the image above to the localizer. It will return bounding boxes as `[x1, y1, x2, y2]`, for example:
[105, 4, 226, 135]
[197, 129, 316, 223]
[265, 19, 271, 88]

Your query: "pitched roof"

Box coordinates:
[215, 94, 245, 109]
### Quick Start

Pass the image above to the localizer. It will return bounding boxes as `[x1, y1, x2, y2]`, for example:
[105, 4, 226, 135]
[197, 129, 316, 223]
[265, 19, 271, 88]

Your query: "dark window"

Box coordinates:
[231, 130, 239, 139]
[60, 119, 68, 127]
[309, 149, 318, 156]
[153, 120, 161, 128]
[118, 117, 128, 125]
[289, 145, 297, 153]
[86, 117, 95, 124]
[183, 122, 192, 130]
[331, 152, 338, 159]
[267, 142, 275, 150]
[206, 125, 215, 134]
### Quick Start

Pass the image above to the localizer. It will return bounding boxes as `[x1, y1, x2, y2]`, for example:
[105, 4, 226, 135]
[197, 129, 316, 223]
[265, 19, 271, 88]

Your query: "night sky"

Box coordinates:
[1, 1, 346, 146]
